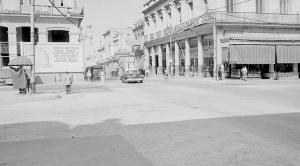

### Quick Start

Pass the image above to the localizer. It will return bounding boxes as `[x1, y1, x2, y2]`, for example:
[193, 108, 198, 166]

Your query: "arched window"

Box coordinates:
[48, 30, 69, 42]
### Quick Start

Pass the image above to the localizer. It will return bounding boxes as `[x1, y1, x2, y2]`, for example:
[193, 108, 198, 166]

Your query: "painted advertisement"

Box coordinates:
[22, 43, 83, 73]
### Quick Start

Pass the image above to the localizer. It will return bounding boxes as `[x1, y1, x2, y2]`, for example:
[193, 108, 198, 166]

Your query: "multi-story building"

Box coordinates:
[132, 19, 145, 70]
[0, 0, 84, 83]
[143, 0, 300, 79]
[98, 27, 136, 78]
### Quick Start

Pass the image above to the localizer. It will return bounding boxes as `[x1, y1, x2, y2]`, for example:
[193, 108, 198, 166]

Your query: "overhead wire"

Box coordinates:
[47, 0, 79, 27]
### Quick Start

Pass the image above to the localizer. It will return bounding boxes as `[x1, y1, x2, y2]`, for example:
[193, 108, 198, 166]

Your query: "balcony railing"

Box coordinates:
[0, 5, 84, 17]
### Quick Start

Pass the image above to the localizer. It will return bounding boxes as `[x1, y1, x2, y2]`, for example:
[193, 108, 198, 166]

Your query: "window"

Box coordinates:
[189, 2, 193, 17]
[256, 0, 263, 13]
[48, 30, 69, 42]
[178, 7, 182, 23]
[280, 0, 288, 14]
[226, 0, 234, 13]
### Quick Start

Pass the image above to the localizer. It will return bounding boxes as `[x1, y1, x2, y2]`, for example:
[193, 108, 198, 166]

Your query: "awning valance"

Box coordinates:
[229, 45, 275, 64]
[276, 46, 300, 63]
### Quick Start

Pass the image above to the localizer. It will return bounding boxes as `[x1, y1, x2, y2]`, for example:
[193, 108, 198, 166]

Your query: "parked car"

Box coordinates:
[120, 73, 144, 83]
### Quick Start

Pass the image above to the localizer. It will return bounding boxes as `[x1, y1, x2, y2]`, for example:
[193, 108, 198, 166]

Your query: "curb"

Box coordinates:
[0, 94, 62, 105]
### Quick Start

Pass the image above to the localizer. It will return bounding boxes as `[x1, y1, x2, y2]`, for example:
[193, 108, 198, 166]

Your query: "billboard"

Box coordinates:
[22, 43, 84, 73]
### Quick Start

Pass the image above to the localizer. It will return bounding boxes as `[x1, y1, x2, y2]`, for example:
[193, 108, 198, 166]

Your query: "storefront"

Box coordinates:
[222, 44, 300, 79]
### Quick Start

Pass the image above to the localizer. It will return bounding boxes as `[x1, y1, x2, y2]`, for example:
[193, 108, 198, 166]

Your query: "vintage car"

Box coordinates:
[120, 73, 144, 83]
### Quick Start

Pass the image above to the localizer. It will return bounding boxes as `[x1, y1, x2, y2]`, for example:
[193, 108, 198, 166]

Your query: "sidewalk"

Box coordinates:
[0, 80, 112, 105]
[145, 75, 300, 85]
[0, 88, 63, 105]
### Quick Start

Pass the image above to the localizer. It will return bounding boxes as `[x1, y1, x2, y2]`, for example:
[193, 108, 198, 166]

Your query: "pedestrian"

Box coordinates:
[218, 66, 222, 80]
[64, 71, 73, 94]
[164, 67, 169, 80]
[100, 71, 105, 85]
[87, 69, 92, 81]
[10, 65, 27, 95]
[24, 69, 31, 94]
[241, 66, 248, 81]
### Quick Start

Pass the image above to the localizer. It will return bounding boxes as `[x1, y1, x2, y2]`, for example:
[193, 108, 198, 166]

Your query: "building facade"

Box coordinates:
[132, 19, 145, 71]
[143, 0, 300, 79]
[98, 27, 136, 79]
[0, 0, 84, 83]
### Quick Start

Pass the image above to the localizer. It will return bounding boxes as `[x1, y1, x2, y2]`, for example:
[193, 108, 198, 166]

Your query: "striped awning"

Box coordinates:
[229, 45, 275, 64]
[276, 45, 300, 63]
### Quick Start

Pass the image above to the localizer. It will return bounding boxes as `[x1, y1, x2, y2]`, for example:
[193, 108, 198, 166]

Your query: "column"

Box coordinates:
[144, 48, 150, 70]
[269, 64, 275, 79]
[158, 44, 163, 75]
[213, 25, 222, 79]
[293, 63, 298, 72]
[185, 38, 190, 76]
[8, 27, 17, 60]
[150, 46, 156, 74]
[174, 41, 180, 76]
[197, 36, 204, 77]
[165, 43, 170, 73]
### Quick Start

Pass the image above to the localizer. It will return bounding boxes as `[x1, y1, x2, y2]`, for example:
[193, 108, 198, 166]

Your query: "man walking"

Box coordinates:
[64, 71, 73, 94]
[241, 66, 248, 81]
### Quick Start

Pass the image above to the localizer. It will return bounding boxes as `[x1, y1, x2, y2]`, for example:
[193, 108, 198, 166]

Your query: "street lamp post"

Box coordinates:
[30, 0, 36, 93]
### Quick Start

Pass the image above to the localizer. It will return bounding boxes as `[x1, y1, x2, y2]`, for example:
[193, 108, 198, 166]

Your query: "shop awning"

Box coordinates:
[276, 45, 300, 63]
[229, 45, 275, 64]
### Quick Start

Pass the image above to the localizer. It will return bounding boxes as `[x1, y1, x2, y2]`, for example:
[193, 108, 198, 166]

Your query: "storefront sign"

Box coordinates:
[173, 13, 214, 33]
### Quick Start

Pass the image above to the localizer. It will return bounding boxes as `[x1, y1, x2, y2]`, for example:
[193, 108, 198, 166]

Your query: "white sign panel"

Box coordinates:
[23, 43, 84, 73]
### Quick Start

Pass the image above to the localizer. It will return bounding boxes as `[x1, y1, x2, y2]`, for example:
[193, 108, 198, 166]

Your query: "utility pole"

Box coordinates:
[169, 24, 172, 76]
[30, 0, 36, 93]
[213, 10, 218, 80]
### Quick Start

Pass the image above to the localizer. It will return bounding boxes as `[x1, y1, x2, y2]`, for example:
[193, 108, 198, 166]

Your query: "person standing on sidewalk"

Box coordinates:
[241, 66, 248, 81]
[64, 71, 73, 94]
[100, 71, 105, 85]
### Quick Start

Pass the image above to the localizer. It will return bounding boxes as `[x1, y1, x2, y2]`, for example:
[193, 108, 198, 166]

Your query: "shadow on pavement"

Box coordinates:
[0, 120, 153, 166]
[1, 113, 300, 166]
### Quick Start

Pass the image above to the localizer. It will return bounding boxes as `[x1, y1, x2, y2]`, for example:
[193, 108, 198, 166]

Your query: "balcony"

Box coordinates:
[0, 5, 84, 18]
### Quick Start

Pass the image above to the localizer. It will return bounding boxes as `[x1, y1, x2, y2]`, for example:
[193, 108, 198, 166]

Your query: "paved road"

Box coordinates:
[0, 79, 300, 166]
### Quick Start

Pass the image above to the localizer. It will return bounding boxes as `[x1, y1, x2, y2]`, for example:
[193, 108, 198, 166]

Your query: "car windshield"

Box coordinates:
[129, 74, 139, 78]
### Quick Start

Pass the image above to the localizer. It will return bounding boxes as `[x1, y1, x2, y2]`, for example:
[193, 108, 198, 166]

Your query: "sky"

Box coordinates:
[82, 0, 146, 37]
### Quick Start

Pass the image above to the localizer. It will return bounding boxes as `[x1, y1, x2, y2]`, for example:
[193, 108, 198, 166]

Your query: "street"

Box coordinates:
[0, 79, 300, 166]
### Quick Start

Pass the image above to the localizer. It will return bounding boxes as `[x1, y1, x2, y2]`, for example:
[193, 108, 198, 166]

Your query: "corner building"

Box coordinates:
[143, 0, 300, 79]
[0, 0, 84, 83]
